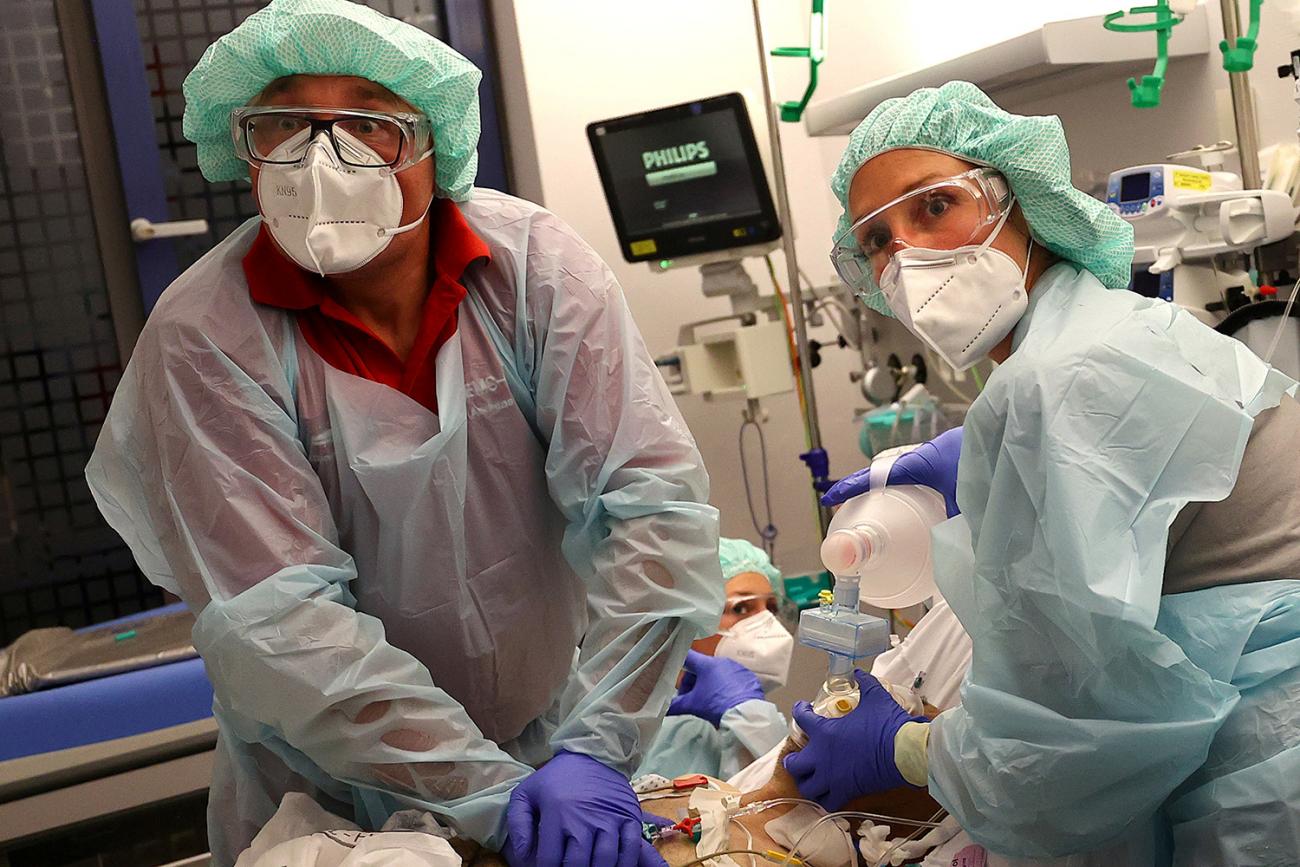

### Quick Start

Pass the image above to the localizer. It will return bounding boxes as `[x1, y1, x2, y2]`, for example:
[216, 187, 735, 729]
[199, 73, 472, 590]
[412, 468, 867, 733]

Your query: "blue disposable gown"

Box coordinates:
[636, 699, 787, 781]
[85, 189, 723, 864]
[926, 263, 1300, 864]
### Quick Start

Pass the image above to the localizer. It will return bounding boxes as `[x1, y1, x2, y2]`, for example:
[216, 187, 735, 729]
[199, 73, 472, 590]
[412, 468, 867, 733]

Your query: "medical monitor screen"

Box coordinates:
[1120, 171, 1151, 203]
[587, 93, 781, 263]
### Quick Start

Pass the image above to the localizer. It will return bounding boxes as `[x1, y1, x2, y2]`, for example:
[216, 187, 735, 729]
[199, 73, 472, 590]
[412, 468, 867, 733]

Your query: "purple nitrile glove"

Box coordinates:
[782, 669, 929, 811]
[667, 649, 765, 728]
[821, 427, 963, 517]
[505, 750, 667, 867]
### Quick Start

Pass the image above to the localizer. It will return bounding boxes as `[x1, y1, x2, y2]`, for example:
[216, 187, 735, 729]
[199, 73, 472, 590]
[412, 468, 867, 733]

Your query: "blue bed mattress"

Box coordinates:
[0, 605, 214, 762]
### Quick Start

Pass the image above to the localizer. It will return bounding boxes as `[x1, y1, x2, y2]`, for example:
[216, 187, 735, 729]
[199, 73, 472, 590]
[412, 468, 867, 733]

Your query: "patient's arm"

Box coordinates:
[466, 707, 945, 867]
[658, 697, 946, 864]
[736, 730, 943, 830]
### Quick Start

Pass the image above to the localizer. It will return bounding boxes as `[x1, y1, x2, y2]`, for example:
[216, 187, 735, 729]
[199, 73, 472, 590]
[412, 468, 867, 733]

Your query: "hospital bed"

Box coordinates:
[0, 604, 215, 865]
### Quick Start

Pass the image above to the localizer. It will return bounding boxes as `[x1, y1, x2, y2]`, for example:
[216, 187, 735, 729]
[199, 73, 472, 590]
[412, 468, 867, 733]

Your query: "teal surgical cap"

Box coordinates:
[718, 537, 782, 585]
[183, 0, 482, 200]
[832, 81, 1135, 315]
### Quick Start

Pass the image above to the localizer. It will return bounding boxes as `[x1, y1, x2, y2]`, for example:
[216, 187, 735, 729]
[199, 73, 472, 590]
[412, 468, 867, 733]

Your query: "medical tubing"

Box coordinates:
[778, 809, 947, 866]
[893, 612, 918, 631]
[682, 800, 826, 867]
[1262, 273, 1300, 364]
[739, 413, 778, 559]
[799, 266, 858, 345]
[766, 256, 810, 429]
[870, 808, 947, 867]
[871, 822, 927, 867]
[777, 809, 851, 867]
[728, 799, 947, 866]
[729, 815, 758, 867]
[733, 797, 826, 816]
[678, 849, 785, 867]
[810, 298, 855, 343]
[765, 256, 829, 532]
[727, 796, 828, 865]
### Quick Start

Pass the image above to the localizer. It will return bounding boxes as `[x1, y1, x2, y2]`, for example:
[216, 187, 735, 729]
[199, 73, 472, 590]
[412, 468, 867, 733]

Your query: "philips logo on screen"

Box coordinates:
[642, 141, 710, 169]
[642, 141, 718, 187]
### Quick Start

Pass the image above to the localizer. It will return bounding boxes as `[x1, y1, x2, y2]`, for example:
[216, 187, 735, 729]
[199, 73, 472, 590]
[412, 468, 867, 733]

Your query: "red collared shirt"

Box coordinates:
[242, 198, 489, 414]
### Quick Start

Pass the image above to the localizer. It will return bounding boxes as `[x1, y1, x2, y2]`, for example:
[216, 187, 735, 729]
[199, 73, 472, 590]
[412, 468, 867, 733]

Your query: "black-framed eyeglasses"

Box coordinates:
[231, 105, 433, 171]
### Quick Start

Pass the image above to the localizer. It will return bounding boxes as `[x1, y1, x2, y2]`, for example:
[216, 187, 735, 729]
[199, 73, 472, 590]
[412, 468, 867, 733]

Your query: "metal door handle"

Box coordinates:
[130, 217, 210, 241]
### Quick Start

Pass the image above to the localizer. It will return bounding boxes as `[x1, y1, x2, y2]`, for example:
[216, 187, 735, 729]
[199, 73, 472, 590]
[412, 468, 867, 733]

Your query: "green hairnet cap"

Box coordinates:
[183, 0, 482, 201]
[718, 537, 782, 585]
[832, 81, 1134, 315]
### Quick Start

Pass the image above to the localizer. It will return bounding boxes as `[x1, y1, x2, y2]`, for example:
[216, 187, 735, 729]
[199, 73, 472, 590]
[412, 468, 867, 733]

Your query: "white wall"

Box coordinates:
[502, 0, 1300, 577]
[507, 0, 851, 576]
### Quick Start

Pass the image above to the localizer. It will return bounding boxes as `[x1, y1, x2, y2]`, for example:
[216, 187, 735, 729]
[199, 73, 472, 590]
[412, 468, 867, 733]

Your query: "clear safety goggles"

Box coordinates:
[831, 167, 1012, 294]
[231, 106, 433, 171]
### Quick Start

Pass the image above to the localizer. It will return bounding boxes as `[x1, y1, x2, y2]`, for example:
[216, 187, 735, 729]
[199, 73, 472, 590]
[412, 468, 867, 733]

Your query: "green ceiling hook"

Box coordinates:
[1221, 0, 1263, 72]
[771, 0, 826, 123]
[1104, 2, 1185, 108]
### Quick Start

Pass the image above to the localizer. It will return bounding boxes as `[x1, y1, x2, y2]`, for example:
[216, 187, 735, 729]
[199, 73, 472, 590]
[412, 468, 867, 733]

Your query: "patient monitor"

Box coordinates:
[587, 94, 794, 402]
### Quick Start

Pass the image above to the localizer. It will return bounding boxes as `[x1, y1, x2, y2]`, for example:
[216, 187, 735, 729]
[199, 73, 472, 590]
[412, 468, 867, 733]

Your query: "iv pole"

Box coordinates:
[1220, 0, 1263, 189]
[750, 0, 832, 534]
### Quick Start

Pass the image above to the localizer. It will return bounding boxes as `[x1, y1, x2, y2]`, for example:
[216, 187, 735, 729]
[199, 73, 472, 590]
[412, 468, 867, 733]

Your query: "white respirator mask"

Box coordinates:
[257, 129, 431, 276]
[715, 610, 794, 692]
[879, 201, 1033, 371]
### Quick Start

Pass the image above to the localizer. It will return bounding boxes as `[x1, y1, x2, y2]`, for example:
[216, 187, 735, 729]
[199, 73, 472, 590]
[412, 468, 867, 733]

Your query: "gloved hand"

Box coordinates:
[667, 649, 765, 728]
[782, 669, 929, 810]
[505, 751, 667, 867]
[821, 427, 963, 516]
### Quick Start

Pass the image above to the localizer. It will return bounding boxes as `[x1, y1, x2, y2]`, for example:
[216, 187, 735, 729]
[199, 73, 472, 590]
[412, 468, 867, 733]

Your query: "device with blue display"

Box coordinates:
[1107, 164, 1170, 217]
[1107, 161, 1295, 323]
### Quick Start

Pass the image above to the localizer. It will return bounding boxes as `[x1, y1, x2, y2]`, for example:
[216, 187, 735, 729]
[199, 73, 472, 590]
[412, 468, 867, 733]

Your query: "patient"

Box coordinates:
[243, 597, 973, 866]
[649, 740, 945, 866]
[474, 597, 969, 866]
[435, 742, 942, 867]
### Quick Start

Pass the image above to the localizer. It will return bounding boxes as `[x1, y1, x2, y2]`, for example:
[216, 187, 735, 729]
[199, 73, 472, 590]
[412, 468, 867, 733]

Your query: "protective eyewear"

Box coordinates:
[231, 106, 433, 171]
[831, 167, 1011, 295]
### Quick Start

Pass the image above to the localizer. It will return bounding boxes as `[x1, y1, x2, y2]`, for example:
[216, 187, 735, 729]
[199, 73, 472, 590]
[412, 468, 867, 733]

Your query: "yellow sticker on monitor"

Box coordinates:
[630, 239, 658, 255]
[1172, 169, 1212, 191]
[732, 227, 748, 238]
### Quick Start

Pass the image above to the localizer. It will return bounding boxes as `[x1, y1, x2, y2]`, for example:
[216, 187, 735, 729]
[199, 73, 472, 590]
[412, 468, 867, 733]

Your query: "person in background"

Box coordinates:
[785, 80, 1300, 866]
[84, 2, 721, 866]
[638, 538, 792, 781]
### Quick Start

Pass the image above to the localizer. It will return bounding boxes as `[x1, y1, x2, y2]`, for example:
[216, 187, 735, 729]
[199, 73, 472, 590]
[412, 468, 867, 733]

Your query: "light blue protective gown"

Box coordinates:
[85, 189, 723, 864]
[926, 263, 1300, 865]
[636, 698, 787, 781]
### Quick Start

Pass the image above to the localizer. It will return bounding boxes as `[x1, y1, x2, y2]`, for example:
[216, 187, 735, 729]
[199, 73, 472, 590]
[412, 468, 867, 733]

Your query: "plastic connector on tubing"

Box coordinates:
[819, 524, 883, 575]
[820, 530, 866, 574]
